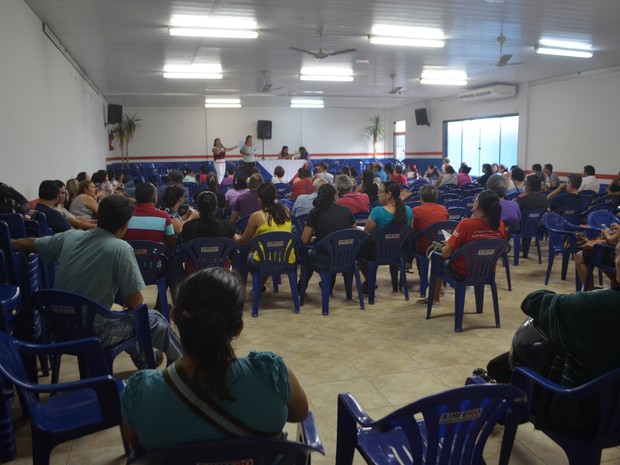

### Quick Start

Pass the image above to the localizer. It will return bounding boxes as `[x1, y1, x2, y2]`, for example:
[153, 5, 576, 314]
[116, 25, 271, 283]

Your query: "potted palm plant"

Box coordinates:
[366, 115, 385, 157]
[112, 112, 141, 177]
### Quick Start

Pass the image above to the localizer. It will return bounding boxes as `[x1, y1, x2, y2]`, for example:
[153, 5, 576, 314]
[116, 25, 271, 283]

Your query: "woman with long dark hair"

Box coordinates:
[235, 183, 295, 288]
[121, 268, 308, 453]
[417, 190, 506, 306]
[358, 181, 413, 292]
[181, 190, 235, 241]
[212, 138, 237, 183]
[356, 169, 379, 205]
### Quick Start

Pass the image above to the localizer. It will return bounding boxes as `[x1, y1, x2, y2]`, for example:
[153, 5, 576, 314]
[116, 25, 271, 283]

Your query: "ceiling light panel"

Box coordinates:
[169, 28, 258, 39]
[205, 98, 240, 104]
[535, 47, 593, 58]
[170, 15, 257, 29]
[371, 25, 444, 39]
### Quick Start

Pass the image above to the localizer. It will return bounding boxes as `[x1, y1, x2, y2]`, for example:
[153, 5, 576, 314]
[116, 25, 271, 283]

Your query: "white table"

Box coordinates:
[257, 159, 307, 183]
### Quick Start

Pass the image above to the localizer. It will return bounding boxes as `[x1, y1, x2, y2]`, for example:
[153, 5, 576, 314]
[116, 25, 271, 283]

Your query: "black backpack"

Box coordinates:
[0, 181, 30, 214]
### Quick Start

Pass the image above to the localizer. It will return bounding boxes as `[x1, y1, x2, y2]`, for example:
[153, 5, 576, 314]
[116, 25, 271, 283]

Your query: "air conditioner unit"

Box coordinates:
[458, 84, 517, 100]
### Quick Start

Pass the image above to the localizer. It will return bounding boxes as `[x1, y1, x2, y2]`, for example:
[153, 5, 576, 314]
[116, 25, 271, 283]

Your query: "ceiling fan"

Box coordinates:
[290, 27, 357, 59]
[494, 33, 523, 67]
[387, 74, 405, 94]
[259, 70, 283, 93]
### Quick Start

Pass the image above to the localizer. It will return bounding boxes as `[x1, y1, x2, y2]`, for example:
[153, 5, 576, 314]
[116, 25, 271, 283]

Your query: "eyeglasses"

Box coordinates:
[379, 190, 387, 194]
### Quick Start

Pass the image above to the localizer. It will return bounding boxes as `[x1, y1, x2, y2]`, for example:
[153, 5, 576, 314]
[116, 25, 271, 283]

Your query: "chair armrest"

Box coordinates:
[9, 373, 122, 396]
[15, 336, 110, 376]
[296, 411, 324, 454]
[571, 225, 600, 239]
[337, 393, 375, 428]
[512, 366, 616, 400]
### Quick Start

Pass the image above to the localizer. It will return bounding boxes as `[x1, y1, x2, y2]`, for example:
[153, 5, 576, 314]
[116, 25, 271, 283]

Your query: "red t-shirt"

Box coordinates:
[391, 174, 408, 185]
[291, 178, 313, 200]
[412, 203, 449, 252]
[446, 217, 507, 276]
[336, 192, 370, 214]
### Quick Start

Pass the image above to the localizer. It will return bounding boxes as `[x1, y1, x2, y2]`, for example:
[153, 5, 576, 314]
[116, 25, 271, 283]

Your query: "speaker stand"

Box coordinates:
[261, 139, 265, 160]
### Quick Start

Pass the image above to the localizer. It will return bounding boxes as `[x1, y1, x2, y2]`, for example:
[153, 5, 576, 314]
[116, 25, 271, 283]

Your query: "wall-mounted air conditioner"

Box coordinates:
[458, 84, 517, 100]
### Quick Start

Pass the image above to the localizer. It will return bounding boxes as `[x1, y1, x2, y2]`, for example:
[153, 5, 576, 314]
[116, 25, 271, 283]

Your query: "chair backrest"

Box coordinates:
[442, 199, 462, 209]
[441, 192, 461, 202]
[246, 232, 300, 275]
[579, 190, 597, 209]
[542, 212, 576, 251]
[131, 438, 321, 465]
[292, 214, 309, 235]
[274, 183, 292, 198]
[279, 198, 294, 211]
[30, 289, 117, 340]
[352, 211, 370, 228]
[128, 240, 170, 286]
[171, 237, 238, 284]
[368, 225, 412, 264]
[314, 229, 367, 273]
[339, 383, 525, 465]
[593, 194, 620, 206]
[518, 209, 546, 237]
[554, 204, 582, 224]
[451, 239, 510, 285]
[413, 220, 459, 253]
[447, 207, 470, 222]
[587, 210, 620, 229]
[0, 331, 38, 413]
[0, 213, 26, 238]
[235, 214, 251, 234]
[461, 196, 476, 209]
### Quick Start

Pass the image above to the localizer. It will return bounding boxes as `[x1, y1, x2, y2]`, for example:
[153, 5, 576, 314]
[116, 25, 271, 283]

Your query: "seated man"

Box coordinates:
[292, 178, 326, 218]
[516, 175, 548, 211]
[546, 173, 583, 211]
[335, 174, 369, 214]
[484, 240, 620, 439]
[13, 195, 182, 369]
[123, 182, 176, 251]
[34, 180, 71, 234]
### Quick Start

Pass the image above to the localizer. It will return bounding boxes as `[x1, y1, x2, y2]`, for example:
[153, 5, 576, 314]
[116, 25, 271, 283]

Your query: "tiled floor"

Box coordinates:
[6, 245, 620, 464]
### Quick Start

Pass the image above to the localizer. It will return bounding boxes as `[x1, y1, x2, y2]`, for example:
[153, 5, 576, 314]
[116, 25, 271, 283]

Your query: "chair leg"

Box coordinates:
[367, 263, 377, 305]
[426, 275, 437, 319]
[343, 272, 353, 300]
[513, 235, 521, 266]
[399, 260, 409, 301]
[503, 254, 512, 291]
[564, 447, 602, 465]
[491, 282, 501, 328]
[157, 282, 169, 321]
[454, 284, 467, 332]
[561, 253, 571, 281]
[535, 236, 542, 264]
[354, 268, 365, 311]
[419, 258, 428, 298]
[545, 253, 555, 285]
[389, 263, 399, 291]
[318, 270, 331, 316]
[335, 398, 357, 465]
[287, 271, 300, 315]
[251, 273, 261, 317]
[474, 285, 484, 313]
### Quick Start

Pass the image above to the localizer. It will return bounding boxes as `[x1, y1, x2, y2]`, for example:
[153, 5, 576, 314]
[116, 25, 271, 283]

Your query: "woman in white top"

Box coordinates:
[69, 179, 100, 219]
[240, 135, 258, 178]
[435, 165, 458, 187]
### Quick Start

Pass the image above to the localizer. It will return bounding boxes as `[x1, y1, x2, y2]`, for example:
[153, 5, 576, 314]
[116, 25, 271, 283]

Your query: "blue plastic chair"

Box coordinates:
[361, 225, 412, 305]
[447, 206, 470, 221]
[130, 411, 324, 465]
[246, 232, 301, 317]
[411, 220, 459, 298]
[128, 240, 171, 320]
[441, 192, 461, 202]
[292, 214, 308, 235]
[279, 198, 294, 212]
[353, 211, 370, 228]
[0, 213, 26, 238]
[554, 204, 583, 225]
[442, 199, 462, 209]
[235, 214, 251, 235]
[461, 196, 476, 210]
[0, 332, 127, 465]
[541, 212, 593, 289]
[30, 289, 156, 377]
[274, 183, 292, 199]
[512, 209, 546, 266]
[586, 210, 620, 230]
[182, 182, 197, 204]
[299, 229, 366, 315]
[590, 193, 620, 207]
[427, 238, 510, 332]
[583, 243, 616, 290]
[336, 384, 525, 465]
[512, 366, 620, 465]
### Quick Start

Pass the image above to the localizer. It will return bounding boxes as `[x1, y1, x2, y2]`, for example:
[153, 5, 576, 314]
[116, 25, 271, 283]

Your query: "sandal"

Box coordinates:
[415, 298, 438, 307]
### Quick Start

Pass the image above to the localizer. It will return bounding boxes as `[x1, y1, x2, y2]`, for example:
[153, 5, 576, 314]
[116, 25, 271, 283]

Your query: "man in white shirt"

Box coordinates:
[292, 178, 327, 217]
[313, 161, 334, 184]
[579, 165, 600, 193]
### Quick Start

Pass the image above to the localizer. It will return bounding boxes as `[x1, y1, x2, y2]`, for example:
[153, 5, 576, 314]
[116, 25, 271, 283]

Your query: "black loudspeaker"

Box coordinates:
[108, 104, 123, 124]
[415, 108, 429, 126]
[257, 120, 272, 140]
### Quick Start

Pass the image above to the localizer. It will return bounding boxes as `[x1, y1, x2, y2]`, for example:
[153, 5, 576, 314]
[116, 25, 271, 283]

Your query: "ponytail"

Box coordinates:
[476, 190, 502, 230]
[257, 182, 290, 225]
[174, 268, 244, 400]
[384, 180, 408, 225]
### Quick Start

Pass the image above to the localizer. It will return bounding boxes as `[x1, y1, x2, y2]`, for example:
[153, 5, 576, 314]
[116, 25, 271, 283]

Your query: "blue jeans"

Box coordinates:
[95, 310, 182, 369]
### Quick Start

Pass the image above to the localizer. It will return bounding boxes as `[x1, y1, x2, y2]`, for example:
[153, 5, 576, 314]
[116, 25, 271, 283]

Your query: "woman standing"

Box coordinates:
[417, 190, 506, 306]
[212, 138, 237, 184]
[121, 267, 308, 453]
[240, 135, 258, 178]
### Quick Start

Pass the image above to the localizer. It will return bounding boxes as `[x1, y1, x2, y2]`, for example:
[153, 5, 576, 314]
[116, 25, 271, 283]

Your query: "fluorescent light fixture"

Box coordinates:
[205, 103, 242, 108]
[420, 69, 467, 86]
[369, 36, 444, 48]
[164, 64, 222, 73]
[302, 90, 324, 94]
[538, 39, 591, 50]
[163, 64, 223, 79]
[170, 15, 257, 29]
[291, 104, 324, 108]
[205, 98, 240, 104]
[163, 73, 223, 79]
[169, 28, 258, 39]
[290, 98, 324, 106]
[535, 47, 593, 58]
[299, 67, 353, 82]
[369, 25, 445, 48]
[371, 25, 444, 40]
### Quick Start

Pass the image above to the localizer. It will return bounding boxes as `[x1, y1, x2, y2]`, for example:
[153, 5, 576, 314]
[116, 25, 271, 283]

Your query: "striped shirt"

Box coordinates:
[123, 203, 174, 243]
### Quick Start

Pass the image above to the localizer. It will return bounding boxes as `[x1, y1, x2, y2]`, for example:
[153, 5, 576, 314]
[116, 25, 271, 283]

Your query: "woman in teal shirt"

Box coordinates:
[358, 180, 413, 291]
[121, 268, 308, 454]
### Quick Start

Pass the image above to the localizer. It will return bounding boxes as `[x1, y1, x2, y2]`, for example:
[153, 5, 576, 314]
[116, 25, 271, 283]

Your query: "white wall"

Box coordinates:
[118, 106, 390, 161]
[0, 0, 108, 199]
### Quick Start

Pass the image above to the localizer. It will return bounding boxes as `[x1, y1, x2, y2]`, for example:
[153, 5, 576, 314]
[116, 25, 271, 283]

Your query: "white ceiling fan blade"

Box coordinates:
[290, 47, 317, 56]
[497, 54, 513, 66]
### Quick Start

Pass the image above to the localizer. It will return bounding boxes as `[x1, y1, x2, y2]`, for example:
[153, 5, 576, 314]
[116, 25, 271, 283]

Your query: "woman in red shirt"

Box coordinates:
[291, 168, 313, 200]
[416, 190, 506, 306]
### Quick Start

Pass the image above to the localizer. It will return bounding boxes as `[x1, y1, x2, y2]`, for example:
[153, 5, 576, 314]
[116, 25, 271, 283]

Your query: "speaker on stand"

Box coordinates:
[257, 120, 272, 159]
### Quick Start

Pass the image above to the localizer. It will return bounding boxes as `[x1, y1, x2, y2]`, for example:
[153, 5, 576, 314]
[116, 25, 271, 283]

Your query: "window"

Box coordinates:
[444, 115, 518, 176]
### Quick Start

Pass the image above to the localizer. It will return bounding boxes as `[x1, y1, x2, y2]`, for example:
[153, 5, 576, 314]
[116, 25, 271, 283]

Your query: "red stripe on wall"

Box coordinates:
[105, 152, 396, 163]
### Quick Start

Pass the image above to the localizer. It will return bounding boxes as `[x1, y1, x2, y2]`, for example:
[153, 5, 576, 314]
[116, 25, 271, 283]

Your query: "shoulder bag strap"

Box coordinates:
[163, 361, 280, 438]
